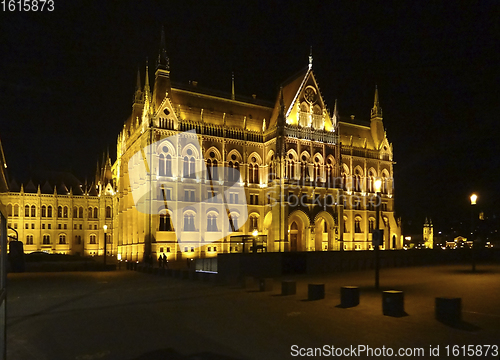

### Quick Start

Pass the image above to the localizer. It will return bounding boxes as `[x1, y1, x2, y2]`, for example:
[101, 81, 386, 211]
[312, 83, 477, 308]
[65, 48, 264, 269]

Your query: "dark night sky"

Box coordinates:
[1, 1, 499, 233]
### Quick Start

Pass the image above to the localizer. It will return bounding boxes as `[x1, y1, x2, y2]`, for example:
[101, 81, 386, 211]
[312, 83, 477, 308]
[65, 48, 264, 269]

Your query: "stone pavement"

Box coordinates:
[6, 264, 500, 359]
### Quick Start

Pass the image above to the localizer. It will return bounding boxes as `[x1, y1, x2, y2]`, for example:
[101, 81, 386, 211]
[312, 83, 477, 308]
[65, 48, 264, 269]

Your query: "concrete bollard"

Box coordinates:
[383, 290, 404, 316]
[281, 280, 296, 296]
[341, 286, 359, 307]
[259, 278, 274, 292]
[308, 284, 325, 300]
[435, 297, 461, 324]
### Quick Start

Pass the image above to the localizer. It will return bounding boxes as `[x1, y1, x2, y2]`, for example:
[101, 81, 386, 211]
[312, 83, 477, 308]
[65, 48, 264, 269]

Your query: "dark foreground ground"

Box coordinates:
[6, 264, 500, 360]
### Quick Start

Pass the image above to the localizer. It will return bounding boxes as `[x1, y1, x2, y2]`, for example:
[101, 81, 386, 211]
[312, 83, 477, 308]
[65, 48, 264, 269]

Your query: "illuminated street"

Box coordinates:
[7, 265, 500, 359]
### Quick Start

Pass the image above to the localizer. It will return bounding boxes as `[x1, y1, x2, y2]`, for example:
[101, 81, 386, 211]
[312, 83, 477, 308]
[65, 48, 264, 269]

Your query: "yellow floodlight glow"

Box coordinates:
[252, 230, 258, 237]
[103, 224, 108, 232]
[470, 193, 477, 205]
[374, 179, 382, 193]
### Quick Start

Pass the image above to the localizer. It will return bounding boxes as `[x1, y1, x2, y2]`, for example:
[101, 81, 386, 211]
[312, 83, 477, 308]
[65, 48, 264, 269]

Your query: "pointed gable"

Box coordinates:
[41, 181, 53, 194]
[268, 68, 334, 131]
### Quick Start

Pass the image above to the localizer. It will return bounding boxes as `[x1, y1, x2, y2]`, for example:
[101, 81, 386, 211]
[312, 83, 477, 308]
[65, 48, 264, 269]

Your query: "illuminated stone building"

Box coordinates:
[2, 33, 401, 259]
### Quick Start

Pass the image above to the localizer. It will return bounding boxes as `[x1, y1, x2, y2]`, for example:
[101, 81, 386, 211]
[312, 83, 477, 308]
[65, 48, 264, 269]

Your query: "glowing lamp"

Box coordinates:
[470, 194, 477, 205]
[374, 179, 382, 193]
[103, 224, 108, 232]
[252, 230, 258, 237]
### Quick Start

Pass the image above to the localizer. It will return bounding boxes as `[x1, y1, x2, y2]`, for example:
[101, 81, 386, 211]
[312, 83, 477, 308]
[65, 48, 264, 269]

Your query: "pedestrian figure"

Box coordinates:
[158, 254, 163, 268]
[162, 253, 168, 269]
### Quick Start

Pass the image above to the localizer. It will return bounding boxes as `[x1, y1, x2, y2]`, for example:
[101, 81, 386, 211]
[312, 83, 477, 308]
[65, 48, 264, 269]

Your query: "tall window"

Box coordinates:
[25, 205, 30, 217]
[159, 213, 173, 231]
[43, 235, 50, 244]
[26, 235, 34, 245]
[106, 206, 111, 218]
[207, 214, 218, 232]
[47, 206, 52, 218]
[249, 215, 258, 231]
[89, 235, 96, 244]
[159, 153, 165, 175]
[73, 207, 78, 218]
[63, 206, 68, 218]
[355, 219, 362, 233]
[7, 204, 12, 216]
[14, 204, 19, 217]
[249, 163, 259, 184]
[184, 214, 195, 231]
[165, 154, 172, 176]
[59, 234, 66, 244]
[369, 219, 375, 233]
[42, 205, 47, 218]
[30, 205, 35, 217]
[88, 207, 92, 218]
[79, 207, 83, 218]
[58, 206, 62, 218]
[93, 207, 98, 218]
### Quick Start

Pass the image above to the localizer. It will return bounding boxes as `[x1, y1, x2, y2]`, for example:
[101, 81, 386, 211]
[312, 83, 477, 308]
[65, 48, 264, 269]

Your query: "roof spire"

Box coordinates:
[371, 85, 382, 118]
[308, 46, 313, 70]
[135, 67, 141, 91]
[144, 58, 151, 95]
[231, 72, 235, 100]
[157, 26, 169, 71]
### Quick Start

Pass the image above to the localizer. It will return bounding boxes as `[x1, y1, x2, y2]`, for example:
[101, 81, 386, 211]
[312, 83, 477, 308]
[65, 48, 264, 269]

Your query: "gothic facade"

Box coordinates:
[2, 34, 401, 260]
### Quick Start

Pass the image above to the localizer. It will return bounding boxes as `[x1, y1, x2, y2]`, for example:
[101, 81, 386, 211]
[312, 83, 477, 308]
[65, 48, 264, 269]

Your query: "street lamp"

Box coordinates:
[103, 224, 107, 266]
[374, 179, 382, 289]
[252, 229, 258, 254]
[470, 193, 477, 272]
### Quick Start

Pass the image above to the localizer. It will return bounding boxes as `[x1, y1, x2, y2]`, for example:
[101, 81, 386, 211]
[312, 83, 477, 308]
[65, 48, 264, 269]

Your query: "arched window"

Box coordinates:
[183, 213, 195, 231]
[159, 154, 165, 175]
[73, 207, 78, 218]
[249, 215, 258, 231]
[368, 219, 375, 233]
[183, 156, 189, 178]
[58, 206, 62, 218]
[13, 204, 19, 217]
[207, 214, 218, 232]
[269, 159, 275, 181]
[189, 157, 195, 177]
[253, 164, 259, 184]
[47, 206, 52, 218]
[165, 154, 172, 176]
[59, 234, 66, 244]
[93, 207, 98, 218]
[41, 205, 47, 218]
[355, 218, 362, 233]
[26, 235, 34, 245]
[25, 205, 30, 217]
[43, 235, 50, 244]
[106, 206, 111, 218]
[79, 207, 83, 218]
[7, 204, 12, 216]
[89, 235, 96, 244]
[88, 207, 92, 218]
[30, 205, 36, 217]
[159, 212, 173, 231]
[63, 206, 68, 218]
[248, 164, 254, 184]
[211, 160, 218, 180]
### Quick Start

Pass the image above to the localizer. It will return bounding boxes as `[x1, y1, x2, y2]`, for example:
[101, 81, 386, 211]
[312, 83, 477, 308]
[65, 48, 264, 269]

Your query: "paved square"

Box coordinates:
[7, 264, 500, 359]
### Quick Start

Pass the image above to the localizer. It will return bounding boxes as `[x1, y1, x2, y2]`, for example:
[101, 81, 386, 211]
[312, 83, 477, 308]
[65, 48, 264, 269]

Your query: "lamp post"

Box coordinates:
[103, 224, 107, 266]
[374, 179, 382, 289]
[470, 193, 477, 272]
[252, 229, 258, 253]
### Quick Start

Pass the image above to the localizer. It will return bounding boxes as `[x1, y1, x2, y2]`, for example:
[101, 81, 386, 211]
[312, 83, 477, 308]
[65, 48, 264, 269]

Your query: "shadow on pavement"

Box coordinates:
[437, 320, 480, 332]
[129, 348, 245, 360]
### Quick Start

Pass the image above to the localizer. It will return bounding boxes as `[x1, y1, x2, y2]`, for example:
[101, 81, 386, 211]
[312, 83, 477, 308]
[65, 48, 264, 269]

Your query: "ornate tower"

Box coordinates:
[423, 218, 434, 249]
